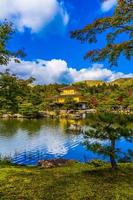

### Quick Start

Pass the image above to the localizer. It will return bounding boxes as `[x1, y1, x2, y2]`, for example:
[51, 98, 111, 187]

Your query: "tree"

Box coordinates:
[0, 71, 36, 114]
[71, 0, 133, 67]
[90, 96, 98, 108]
[0, 21, 25, 66]
[84, 113, 133, 169]
[62, 98, 78, 110]
[0, 71, 21, 113]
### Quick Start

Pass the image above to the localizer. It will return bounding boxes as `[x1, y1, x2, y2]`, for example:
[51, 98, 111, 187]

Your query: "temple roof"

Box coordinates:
[53, 94, 84, 98]
[58, 86, 79, 91]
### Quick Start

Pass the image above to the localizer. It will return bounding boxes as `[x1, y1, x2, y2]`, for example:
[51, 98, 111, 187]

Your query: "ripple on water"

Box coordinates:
[0, 119, 132, 165]
[11, 134, 84, 165]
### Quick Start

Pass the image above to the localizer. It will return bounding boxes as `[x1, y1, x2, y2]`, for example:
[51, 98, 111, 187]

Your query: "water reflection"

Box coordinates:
[0, 119, 85, 164]
[0, 118, 132, 165]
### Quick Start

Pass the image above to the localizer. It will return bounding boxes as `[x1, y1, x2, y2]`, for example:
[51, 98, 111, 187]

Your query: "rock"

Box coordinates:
[13, 113, 23, 118]
[38, 159, 77, 168]
[2, 114, 12, 119]
[68, 124, 82, 131]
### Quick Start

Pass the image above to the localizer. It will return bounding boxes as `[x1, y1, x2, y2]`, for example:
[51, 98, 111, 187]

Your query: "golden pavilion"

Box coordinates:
[52, 86, 87, 109]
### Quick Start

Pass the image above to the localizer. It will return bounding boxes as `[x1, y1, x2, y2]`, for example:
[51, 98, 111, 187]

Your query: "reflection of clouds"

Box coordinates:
[35, 129, 83, 156]
[0, 125, 83, 159]
[0, 119, 132, 164]
[87, 138, 108, 144]
[0, 131, 28, 156]
[45, 139, 68, 156]
[39, 130, 69, 156]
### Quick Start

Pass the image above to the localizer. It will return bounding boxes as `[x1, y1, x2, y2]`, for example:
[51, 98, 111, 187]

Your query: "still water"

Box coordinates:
[0, 118, 132, 165]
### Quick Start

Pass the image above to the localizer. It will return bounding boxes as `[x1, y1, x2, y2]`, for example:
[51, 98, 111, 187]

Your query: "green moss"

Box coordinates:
[0, 163, 133, 200]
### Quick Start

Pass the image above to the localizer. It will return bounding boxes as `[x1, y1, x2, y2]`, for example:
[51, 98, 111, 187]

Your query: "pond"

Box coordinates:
[0, 118, 132, 165]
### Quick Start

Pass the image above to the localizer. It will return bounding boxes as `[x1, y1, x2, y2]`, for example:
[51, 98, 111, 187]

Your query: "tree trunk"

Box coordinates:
[110, 139, 117, 170]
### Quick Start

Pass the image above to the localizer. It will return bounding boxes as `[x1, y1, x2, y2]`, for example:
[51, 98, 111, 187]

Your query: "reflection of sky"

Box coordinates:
[117, 138, 133, 151]
[0, 124, 84, 162]
[0, 119, 132, 165]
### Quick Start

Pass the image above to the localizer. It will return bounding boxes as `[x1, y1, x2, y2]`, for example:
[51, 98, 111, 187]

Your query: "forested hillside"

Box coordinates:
[0, 71, 133, 117]
[73, 78, 133, 111]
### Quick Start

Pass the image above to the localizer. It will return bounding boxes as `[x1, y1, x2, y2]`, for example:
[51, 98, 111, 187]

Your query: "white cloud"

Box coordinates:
[1, 59, 133, 84]
[0, 0, 69, 32]
[101, 0, 117, 12]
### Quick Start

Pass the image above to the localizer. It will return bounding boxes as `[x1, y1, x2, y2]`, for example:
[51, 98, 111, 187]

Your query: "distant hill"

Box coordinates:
[73, 78, 133, 88]
[110, 78, 133, 87]
[74, 80, 105, 87]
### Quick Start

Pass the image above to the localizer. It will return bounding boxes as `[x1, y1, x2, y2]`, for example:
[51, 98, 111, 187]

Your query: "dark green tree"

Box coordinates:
[0, 71, 21, 112]
[0, 21, 25, 66]
[71, 0, 133, 67]
[0, 71, 36, 114]
[84, 113, 133, 169]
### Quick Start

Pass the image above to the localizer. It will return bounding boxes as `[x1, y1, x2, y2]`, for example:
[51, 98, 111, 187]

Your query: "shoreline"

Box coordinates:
[0, 109, 132, 120]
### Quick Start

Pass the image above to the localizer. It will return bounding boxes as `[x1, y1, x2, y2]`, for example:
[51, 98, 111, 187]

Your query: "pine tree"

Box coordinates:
[71, 0, 133, 67]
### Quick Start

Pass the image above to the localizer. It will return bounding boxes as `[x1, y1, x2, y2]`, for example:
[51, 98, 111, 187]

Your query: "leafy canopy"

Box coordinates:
[71, 0, 133, 67]
[0, 21, 25, 66]
[84, 113, 133, 169]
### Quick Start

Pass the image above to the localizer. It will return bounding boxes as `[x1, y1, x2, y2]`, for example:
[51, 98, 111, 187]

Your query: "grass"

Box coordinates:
[0, 162, 133, 200]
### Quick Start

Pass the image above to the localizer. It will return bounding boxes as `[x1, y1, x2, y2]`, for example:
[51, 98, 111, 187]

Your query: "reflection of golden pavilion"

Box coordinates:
[59, 118, 83, 133]
[53, 86, 87, 109]
[59, 118, 82, 129]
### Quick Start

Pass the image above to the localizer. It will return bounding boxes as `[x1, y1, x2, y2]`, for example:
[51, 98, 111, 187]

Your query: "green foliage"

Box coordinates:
[19, 103, 38, 118]
[75, 78, 133, 111]
[0, 72, 65, 116]
[111, 78, 133, 87]
[0, 72, 40, 116]
[0, 71, 21, 113]
[0, 21, 25, 66]
[62, 98, 78, 110]
[71, 0, 133, 67]
[88, 159, 106, 167]
[0, 71, 132, 115]
[84, 113, 133, 169]
[0, 163, 133, 199]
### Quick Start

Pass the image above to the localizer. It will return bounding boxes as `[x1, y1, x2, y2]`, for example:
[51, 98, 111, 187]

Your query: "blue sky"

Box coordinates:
[0, 0, 133, 84]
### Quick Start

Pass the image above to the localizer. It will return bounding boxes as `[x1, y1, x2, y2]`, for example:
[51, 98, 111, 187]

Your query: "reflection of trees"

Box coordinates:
[0, 119, 45, 137]
[0, 118, 70, 137]
[0, 120, 22, 137]
[20, 119, 45, 135]
[59, 118, 84, 135]
[84, 113, 133, 169]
